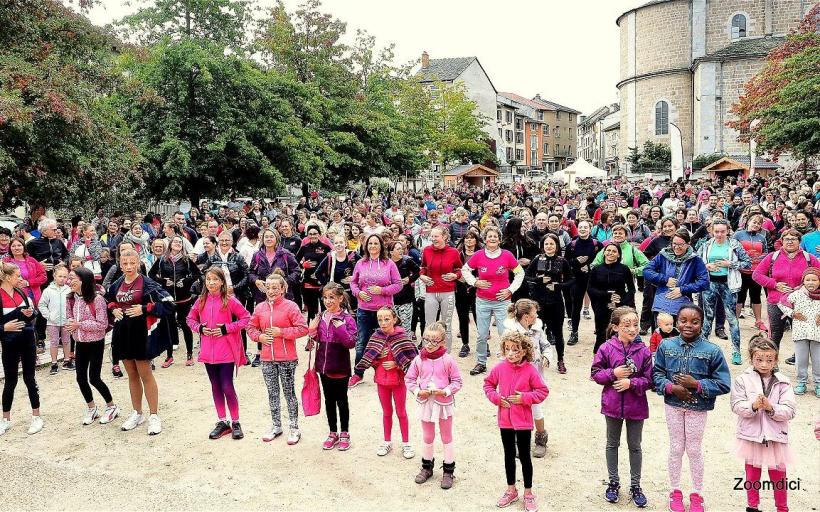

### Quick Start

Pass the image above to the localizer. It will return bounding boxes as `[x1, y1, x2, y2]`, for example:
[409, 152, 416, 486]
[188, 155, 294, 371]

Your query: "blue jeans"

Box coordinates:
[702, 281, 741, 352]
[354, 309, 379, 378]
[476, 298, 511, 365]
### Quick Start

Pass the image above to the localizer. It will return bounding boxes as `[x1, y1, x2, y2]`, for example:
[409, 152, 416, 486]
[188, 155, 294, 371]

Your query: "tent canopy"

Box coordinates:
[552, 159, 607, 183]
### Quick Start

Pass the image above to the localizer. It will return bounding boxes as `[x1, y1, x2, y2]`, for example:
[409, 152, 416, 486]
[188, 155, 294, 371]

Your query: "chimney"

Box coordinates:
[421, 51, 429, 68]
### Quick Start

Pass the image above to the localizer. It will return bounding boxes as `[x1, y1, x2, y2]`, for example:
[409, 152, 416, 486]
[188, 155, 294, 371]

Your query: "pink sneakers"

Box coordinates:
[755, 321, 769, 332]
[497, 489, 519, 508]
[523, 493, 538, 512]
[689, 493, 705, 512]
[668, 490, 685, 512]
[348, 375, 363, 388]
[322, 432, 339, 450]
[338, 432, 351, 451]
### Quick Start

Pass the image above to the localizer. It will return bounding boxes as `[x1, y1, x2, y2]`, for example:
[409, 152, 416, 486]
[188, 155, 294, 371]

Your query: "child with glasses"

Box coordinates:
[404, 322, 463, 489]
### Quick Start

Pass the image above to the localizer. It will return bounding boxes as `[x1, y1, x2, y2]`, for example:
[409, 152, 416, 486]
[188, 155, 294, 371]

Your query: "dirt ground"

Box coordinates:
[1, 295, 818, 512]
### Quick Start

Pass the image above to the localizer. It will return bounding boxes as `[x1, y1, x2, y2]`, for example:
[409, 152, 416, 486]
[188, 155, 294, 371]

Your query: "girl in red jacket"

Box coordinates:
[247, 271, 308, 445]
[186, 267, 250, 441]
[483, 331, 549, 512]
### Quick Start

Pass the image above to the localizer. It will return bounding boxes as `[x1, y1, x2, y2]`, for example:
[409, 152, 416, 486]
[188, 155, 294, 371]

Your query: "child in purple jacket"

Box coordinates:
[307, 283, 357, 451]
[591, 306, 653, 508]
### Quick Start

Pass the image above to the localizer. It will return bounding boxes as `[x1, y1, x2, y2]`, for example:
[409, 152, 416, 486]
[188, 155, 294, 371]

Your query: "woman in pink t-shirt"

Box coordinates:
[461, 226, 524, 376]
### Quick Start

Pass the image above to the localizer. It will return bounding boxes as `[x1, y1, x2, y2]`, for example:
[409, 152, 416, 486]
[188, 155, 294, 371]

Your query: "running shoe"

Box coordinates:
[62, 359, 75, 371]
[630, 486, 647, 508]
[469, 363, 486, 376]
[337, 432, 351, 451]
[523, 493, 538, 512]
[121, 411, 145, 431]
[99, 405, 120, 424]
[27, 415, 43, 435]
[668, 489, 685, 512]
[785, 354, 795, 365]
[402, 444, 415, 459]
[458, 345, 470, 357]
[82, 406, 100, 425]
[49, 364, 58, 376]
[557, 360, 567, 374]
[732, 352, 742, 365]
[323, 432, 340, 450]
[262, 426, 283, 442]
[754, 321, 768, 332]
[376, 441, 392, 456]
[161, 357, 173, 368]
[251, 354, 261, 367]
[287, 429, 301, 445]
[209, 421, 231, 439]
[689, 493, 704, 512]
[112, 364, 123, 378]
[348, 375, 363, 388]
[567, 331, 578, 346]
[147, 414, 162, 435]
[497, 488, 519, 508]
[0, 418, 10, 436]
[185, 357, 194, 366]
[605, 481, 620, 503]
[231, 421, 244, 440]
[582, 307, 591, 320]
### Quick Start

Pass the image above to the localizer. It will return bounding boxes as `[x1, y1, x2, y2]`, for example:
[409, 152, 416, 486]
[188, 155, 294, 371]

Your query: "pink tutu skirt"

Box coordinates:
[734, 439, 795, 469]
[416, 399, 454, 422]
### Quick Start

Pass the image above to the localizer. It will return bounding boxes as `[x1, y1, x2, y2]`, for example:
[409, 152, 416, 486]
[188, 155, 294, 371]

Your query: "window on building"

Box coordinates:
[530, 122, 537, 131]
[506, 147, 513, 161]
[505, 111, 512, 123]
[515, 149, 524, 161]
[515, 132, 523, 144]
[569, 113, 574, 122]
[731, 14, 747, 40]
[543, 143, 549, 155]
[505, 129, 513, 143]
[568, 127, 573, 139]
[531, 149, 537, 166]
[554, 126, 560, 138]
[515, 118, 522, 130]
[537, 111, 543, 121]
[555, 144, 559, 155]
[556, 111, 561, 120]
[497, 109, 502, 121]
[542, 124, 549, 136]
[655, 101, 669, 135]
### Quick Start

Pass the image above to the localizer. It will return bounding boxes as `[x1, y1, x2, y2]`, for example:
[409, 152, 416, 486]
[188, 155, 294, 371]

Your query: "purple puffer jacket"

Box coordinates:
[249, 248, 300, 303]
[591, 335, 653, 420]
[310, 310, 357, 377]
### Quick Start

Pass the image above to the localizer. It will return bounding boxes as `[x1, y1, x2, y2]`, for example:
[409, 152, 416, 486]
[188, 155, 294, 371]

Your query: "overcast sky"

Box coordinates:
[82, 0, 640, 115]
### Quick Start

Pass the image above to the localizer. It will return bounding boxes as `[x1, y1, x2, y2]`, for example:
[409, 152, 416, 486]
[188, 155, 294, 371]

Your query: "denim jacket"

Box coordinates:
[652, 334, 731, 411]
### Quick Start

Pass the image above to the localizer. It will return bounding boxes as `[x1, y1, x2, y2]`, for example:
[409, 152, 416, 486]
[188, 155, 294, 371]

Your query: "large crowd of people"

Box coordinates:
[2, 170, 820, 511]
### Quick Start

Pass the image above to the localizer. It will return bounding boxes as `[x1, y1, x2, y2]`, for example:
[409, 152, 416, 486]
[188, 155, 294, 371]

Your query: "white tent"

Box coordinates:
[551, 159, 608, 189]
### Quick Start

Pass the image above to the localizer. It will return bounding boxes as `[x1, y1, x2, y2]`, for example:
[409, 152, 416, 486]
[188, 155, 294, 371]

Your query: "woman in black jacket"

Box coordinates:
[501, 217, 538, 303]
[525, 233, 574, 373]
[148, 235, 201, 367]
[388, 240, 420, 338]
[455, 231, 481, 358]
[564, 220, 603, 346]
[640, 216, 678, 334]
[587, 243, 636, 353]
[294, 226, 332, 323]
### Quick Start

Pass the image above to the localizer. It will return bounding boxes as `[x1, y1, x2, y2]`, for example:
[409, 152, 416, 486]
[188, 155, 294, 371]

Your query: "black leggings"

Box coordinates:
[320, 374, 350, 432]
[570, 276, 590, 333]
[640, 284, 656, 332]
[75, 339, 113, 404]
[168, 301, 194, 358]
[1, 335, 40, 412]
[737, 273, 762, 306]
[412, 297, 426, 338]
[303, 287, 323, 323]
[501, 429, 533, 488]
[592, 304, 612, 353]
[539, 304, 565, 361]
[455, 286, 477, 347]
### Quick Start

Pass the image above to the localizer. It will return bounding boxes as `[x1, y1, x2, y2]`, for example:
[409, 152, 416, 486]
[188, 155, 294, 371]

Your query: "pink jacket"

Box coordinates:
[66, 294, 108, 342]
[404, 353, 463, 406]
[187, 294, 250, 367]
[730, 367, 796, 445]
[3, 255, 47, 305]
[752, 249, 820, 305]
[483, 359, 549, 430]
[247, 297, 308, 362]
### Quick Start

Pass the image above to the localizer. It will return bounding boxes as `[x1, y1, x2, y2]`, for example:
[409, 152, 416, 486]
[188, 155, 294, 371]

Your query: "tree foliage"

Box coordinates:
[728, 5, 820, 160]
[692, 153, 727, 170]
[0, 0, 142, 210]
[626, 141, 671, 174]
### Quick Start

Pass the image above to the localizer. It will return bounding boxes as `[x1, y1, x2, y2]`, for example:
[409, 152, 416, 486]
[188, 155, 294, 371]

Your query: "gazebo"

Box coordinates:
[442, 164, 499, 187]
[702, 156, 781, 180]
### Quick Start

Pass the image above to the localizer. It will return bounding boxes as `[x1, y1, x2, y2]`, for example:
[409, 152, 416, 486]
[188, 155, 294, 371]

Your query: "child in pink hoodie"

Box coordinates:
[247, 271, 308, 445]
[187, 267, 250, 441]
[405, 321, 463, 489]
[730, 335, 796, 512]
[483, 331, 549, 512]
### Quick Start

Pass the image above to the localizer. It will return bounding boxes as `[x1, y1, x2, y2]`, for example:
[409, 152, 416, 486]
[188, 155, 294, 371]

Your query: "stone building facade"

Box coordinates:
[616, 0, 809, 173]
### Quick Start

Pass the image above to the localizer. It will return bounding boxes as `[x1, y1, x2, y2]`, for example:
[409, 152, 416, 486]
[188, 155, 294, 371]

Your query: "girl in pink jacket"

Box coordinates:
[730, 335, 796, 512]
[483, 331, 549, 512]
[247, 272, 308, 445]
[187, 267, 250, 441]
[405, 322, 463, 490]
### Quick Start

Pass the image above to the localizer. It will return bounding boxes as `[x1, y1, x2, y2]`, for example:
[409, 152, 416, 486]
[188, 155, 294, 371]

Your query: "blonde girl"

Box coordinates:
[730, 336, 796, 512]
[405, 322, 463, 489]
[778, 267, 820, 396]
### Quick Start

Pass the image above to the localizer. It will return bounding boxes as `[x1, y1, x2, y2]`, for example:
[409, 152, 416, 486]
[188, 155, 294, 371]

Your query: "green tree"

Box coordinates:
[626, 141, 671, 174]
[692, 152, 727, 170]
[729, 5, 820, 160]
[0, 0, 142, 210]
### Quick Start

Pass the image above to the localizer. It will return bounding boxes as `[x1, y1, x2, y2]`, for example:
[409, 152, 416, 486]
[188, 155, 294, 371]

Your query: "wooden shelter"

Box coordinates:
[442, 164, 499, 187]
[702, 156, 781, 180]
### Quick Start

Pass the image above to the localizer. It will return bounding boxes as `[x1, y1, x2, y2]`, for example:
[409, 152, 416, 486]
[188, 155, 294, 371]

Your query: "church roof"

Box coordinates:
[617, 0, 685, 26]
[696, 36, 786, 63]
[418, 57, 476, 82]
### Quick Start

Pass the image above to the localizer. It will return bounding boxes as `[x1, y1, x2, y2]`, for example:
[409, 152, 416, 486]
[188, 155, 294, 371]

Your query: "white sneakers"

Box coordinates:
[376, 442, 392, 456]
[0, 418, 11, 436]
[262, 426, 283, 442]
[402, 444, 415, 459]
[286, 429, 301, 445]
[99, 405, 120, 425]
[147, 414, 161, 435]
[83, 407, 100, 425]
[121, 411, 145, 431]
[27, 416, 43, 435]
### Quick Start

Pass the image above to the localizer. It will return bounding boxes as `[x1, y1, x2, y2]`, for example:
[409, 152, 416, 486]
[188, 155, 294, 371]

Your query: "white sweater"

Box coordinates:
[39, 283, 70, 326]
[779, 288, 820, 342]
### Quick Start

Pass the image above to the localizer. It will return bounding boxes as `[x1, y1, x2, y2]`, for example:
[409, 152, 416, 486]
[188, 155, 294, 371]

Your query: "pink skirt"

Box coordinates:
[416, 399, 454, 422]
[734, 439, 795, 469]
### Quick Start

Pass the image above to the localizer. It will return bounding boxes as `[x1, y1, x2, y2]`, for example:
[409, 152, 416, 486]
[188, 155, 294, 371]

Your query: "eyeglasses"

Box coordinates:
[422, 337, 444, 346]
[782, 237, 799, 242]
[671, 242, 688, 247]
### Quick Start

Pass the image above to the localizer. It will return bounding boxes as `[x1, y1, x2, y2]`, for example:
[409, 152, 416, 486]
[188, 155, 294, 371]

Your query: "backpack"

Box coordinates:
[86, 295, 115, 334]
[766, 250, 811, 278]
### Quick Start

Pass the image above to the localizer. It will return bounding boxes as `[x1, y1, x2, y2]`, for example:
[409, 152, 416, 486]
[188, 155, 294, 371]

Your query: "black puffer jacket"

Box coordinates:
[148, 255, 201, 303]
[525, 254, 574, 305]
[197, 250, 249, 299]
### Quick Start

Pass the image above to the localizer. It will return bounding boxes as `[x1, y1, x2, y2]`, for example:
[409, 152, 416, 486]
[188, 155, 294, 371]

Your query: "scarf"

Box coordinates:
[420, 346, 447, 360]
[660, 245, 692, 265]
[802, 267, 820, 300]
[168, 252, 183, 263]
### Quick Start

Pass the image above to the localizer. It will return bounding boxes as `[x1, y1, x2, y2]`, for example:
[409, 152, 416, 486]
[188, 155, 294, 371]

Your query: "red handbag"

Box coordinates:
[301, 345, 321, 417]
